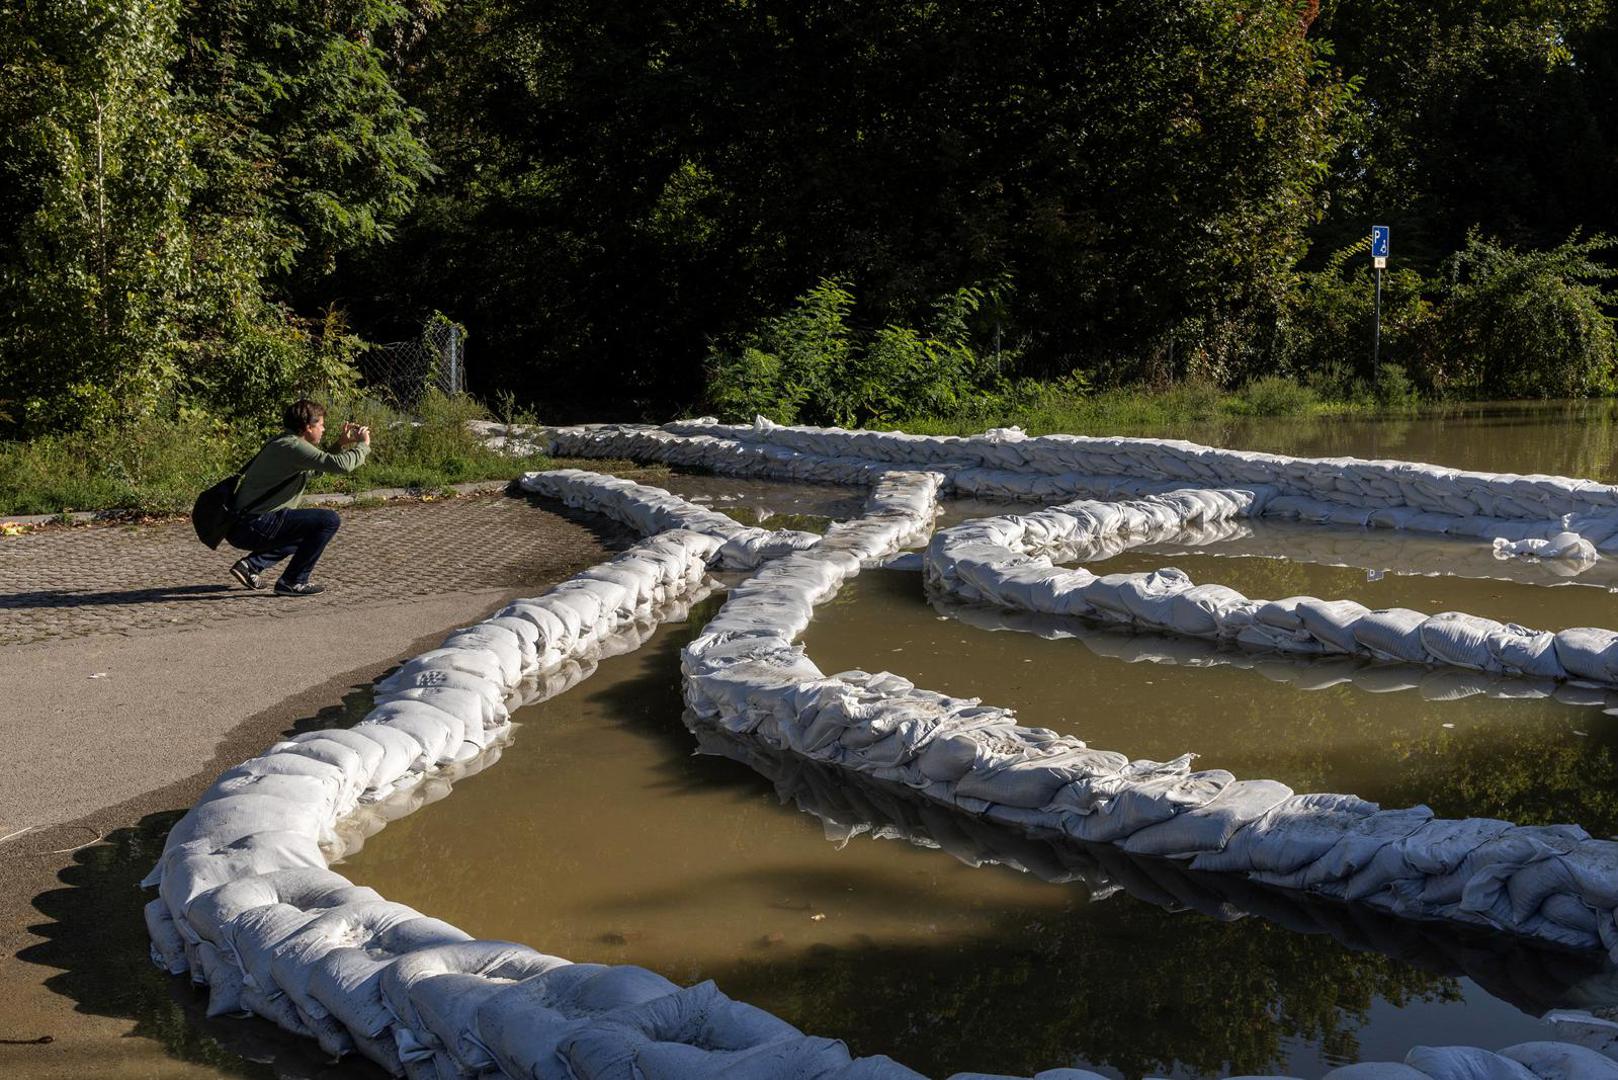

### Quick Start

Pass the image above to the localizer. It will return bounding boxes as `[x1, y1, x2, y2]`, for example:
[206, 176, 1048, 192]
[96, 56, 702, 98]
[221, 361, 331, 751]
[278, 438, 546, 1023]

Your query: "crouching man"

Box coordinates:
[227, 399, 371, 597]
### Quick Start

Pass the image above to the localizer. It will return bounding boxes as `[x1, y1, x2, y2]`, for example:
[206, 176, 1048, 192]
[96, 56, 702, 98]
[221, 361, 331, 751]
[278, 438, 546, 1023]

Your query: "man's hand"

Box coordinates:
[337, 421, 370, 448]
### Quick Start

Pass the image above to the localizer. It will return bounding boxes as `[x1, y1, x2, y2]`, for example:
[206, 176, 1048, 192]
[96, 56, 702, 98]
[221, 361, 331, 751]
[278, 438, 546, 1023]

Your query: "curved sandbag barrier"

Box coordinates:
[525, 417, 1616, 560]
[657, 418, 1618, 545]
[690, 726, 1618, 1019]
[144, 457, 1618, 1077]
[924, 489, 1618, 686]
[935, 596, 1618, 711]
[140, 530, 961, 1079]
[517, 468, 823, 569]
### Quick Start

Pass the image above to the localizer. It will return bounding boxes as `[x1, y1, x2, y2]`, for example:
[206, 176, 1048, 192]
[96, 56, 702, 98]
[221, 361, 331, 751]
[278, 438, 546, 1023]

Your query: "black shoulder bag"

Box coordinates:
[192, 454, 257, 550]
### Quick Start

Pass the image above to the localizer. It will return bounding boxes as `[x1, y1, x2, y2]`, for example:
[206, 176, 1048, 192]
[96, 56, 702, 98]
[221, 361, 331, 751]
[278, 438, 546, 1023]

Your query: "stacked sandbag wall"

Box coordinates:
[925, 490, 1618, 687]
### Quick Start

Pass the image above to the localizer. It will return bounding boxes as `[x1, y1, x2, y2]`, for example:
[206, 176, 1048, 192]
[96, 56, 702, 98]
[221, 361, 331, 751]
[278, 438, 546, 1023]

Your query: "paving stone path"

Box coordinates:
[0, 492, 636, 646]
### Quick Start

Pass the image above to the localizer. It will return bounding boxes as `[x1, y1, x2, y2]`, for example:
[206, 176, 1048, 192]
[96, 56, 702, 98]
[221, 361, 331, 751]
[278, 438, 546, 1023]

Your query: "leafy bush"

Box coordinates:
[705, 278, 1009, 426]
[1282, 244, 1434, 395]
[1232, 376, 1319, 417]
[1371, 362, 1421, 410]
[1425, 233, 1618, 398]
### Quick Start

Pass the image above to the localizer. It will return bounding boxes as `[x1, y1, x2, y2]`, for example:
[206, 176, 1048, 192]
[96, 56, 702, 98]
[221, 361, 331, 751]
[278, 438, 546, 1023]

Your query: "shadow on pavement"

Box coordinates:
[0, 584, 249, 609]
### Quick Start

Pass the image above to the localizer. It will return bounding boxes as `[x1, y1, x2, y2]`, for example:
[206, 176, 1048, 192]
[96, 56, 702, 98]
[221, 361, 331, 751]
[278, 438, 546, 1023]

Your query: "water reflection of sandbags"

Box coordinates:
[690, 725, 1618, 1019]
[934, 597, 1618, 713]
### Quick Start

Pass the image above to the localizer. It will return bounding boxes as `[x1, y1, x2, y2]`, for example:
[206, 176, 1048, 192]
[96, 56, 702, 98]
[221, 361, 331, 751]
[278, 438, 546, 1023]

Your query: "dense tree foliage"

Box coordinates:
[2, 0, 1616, 431]
[0, 0, 432, 435]
[341, 0, 1348, 415]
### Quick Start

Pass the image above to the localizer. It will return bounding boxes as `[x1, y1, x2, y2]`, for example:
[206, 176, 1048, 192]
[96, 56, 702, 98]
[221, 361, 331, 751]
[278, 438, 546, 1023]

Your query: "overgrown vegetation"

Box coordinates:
[0, 392, 552, 517]
[3, 0, 1618, 509]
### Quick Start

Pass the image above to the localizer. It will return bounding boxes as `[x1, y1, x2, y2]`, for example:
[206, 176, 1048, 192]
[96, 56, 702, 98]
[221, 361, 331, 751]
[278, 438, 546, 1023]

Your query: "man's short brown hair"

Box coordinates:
[283, 399, 326, 433]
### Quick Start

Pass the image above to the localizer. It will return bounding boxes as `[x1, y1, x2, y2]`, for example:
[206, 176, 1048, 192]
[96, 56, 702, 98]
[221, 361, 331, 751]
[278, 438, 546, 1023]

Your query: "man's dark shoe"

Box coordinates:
[274, 580, 326, 597]
[230, 559, 263, 590]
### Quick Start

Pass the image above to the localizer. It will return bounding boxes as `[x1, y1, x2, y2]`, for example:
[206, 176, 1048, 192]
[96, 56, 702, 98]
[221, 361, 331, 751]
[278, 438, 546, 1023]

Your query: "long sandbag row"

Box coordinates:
[523, 419, 1617, 559]
[950, 464, 1616, 558]
[141, 531, 955, 1079]
[672, 487, 1618, 970]
[662, 416, 1618, 527]
[924, 489, 1618, 687]
[692, 726, 1618, 1020]
[540, 421, 965, 488]
[518, 468, 822, 568]
[939, 596, 1618, 713]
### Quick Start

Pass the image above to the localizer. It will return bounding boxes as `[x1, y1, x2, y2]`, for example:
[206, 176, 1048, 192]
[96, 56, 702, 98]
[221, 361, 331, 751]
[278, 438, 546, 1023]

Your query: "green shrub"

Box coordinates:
[1283, 244, 1434, 393]
[1426, 233, 1618, 398]
[1371, 362, 1421, 410]
[706, 277, 1017, 426]
[1232, 376, 1319, 417]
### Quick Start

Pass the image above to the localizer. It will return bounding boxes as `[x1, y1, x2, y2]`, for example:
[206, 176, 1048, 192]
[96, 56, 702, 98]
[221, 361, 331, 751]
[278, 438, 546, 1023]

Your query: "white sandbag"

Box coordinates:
[201, 764, 350, 825]
[1487, 624, 1565, 679]
[1295, 599, 1371, 654]
[1121, 779, 1295, 858]
[1499, 1041, 1618, 1079]
[161, 794, 331, 861]
[1189, 793, 1379, 875]
[1403, 1046, 1536, 1080]
[145, 898, 188, 974]
[185, 868, 379, 948]
[1554, 627, 1618, 683]
[382, 941, 570, 1038]
[302, 913, 474, 1042]
[391, 646, 507, 686]
[1419, 612, 1507, 671]
[363, 703, 463, 763]
[443, 627, 525, 685]
[152, 830, 327, 920]
[377, 685, 503, 733]
[1352, 609, 1431, 663]
[376, 664, 507, 712]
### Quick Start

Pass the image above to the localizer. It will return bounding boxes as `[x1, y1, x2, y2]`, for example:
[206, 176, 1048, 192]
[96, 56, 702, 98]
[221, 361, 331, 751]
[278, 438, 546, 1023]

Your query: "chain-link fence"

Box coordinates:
[361, 317, 465, 407]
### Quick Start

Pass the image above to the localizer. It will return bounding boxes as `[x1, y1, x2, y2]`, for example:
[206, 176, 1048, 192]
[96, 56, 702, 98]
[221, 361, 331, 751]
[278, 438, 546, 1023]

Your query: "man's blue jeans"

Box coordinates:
[226, 508, 340, 586]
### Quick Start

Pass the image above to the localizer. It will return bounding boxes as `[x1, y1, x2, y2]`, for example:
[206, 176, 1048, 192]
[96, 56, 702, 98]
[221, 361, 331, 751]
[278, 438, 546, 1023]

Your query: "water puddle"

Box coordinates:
[339, 580, 1618, 1078]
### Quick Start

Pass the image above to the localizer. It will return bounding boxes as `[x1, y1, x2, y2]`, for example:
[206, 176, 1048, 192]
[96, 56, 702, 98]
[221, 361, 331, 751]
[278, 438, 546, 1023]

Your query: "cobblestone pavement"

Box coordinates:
[0, 492, 637, 646]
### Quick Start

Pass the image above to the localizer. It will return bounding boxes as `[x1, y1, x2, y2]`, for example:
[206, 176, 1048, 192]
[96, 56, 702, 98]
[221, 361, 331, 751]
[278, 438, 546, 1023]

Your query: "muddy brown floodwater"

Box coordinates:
[15, 402, 1618, 1080]
[339, 582, 1608, 1078]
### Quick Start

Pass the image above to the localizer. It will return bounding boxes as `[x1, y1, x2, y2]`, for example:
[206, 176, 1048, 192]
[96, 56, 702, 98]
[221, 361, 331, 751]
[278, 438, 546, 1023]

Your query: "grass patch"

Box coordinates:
[0, 392, 555, 516]
[895, 379, 1365, 438]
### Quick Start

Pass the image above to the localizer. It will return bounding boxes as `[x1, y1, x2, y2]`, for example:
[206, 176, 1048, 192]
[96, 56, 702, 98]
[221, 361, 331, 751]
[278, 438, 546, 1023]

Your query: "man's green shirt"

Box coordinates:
[234, 433, 370, 515]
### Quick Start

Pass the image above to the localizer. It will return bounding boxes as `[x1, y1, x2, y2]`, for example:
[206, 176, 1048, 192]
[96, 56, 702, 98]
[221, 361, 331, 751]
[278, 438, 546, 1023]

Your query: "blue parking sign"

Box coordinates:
[1371, 225, 1390, 258]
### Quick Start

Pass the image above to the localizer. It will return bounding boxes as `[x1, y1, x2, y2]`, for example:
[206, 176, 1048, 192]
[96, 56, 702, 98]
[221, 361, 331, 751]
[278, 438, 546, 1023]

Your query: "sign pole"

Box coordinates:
[1374, 264, 1382, 371]
[1370, 225, 1390, 376]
